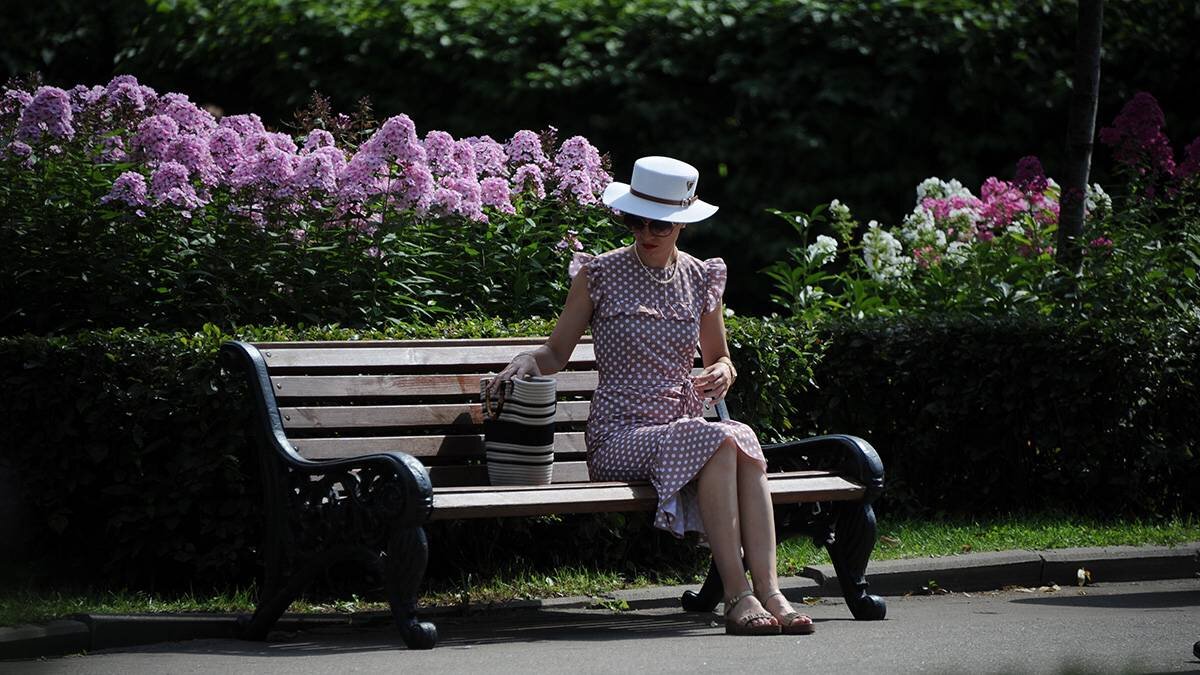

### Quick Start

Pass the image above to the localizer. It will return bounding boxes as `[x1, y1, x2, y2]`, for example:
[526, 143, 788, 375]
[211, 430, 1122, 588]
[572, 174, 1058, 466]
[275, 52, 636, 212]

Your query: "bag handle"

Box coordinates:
[481, 378, 510, 419]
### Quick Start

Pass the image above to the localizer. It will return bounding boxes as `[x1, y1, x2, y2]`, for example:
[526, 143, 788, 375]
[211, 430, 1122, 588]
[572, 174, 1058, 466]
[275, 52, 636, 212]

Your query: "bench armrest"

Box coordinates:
[762, 435, 884, 504]
[219, 340, 433, 524]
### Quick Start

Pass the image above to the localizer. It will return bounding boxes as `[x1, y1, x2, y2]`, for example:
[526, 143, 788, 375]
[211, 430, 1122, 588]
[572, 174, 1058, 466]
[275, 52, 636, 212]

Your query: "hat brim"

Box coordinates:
[601, 182, 718, 224]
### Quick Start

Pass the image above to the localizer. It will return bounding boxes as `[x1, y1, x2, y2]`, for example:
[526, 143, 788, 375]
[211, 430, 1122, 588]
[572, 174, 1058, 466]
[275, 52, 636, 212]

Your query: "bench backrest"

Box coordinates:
[248, 338, 721, 488]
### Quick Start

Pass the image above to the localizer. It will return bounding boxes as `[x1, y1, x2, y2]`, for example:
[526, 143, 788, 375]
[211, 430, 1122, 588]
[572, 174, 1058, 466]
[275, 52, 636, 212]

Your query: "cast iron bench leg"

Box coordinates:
[828, 499, 887, 620]
[387, 525, 438, 649]
[680, 558, 723, 612]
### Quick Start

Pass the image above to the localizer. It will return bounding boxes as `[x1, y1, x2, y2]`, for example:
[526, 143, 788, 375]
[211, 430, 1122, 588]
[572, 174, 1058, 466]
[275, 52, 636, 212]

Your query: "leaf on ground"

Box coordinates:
[1076, 568, 1093, 586]
[1036, 584, 1060, 593]
[880, 535, 901, 545]
[801, 597, 820, 606]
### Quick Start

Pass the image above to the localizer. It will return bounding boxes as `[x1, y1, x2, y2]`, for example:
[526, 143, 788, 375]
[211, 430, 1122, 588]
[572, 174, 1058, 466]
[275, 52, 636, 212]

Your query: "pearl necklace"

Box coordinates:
[632, 245, 678, 285]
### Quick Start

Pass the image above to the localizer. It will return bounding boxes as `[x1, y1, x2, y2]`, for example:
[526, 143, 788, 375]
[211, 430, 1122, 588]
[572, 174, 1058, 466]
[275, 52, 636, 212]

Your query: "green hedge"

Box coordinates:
[2, 315, 1197, 590]
[5, 0, 1199, 310]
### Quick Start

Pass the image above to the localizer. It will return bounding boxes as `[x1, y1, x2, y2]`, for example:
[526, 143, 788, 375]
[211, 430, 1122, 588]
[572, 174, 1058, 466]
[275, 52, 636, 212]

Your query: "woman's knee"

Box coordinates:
[700, 439, 737, 477]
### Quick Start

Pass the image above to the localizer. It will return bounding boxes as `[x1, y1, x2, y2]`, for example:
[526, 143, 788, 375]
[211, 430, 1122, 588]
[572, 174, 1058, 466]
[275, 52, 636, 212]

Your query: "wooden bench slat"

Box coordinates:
[292, 432, 587, 459]
[259, 344, 596, 369]
[252, 337, 588, 349]
[427, 461, 593, 486]
[429, 472, 864, 519]
[280, 400, 592, 429]
[272, 372, 602, 398]
[431, 470, 837, 493]
[280, 400, 719, 430]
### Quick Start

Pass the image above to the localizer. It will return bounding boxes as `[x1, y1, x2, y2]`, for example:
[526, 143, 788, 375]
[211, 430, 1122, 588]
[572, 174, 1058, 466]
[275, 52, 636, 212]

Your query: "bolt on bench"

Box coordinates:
[220, 337, 886, 649]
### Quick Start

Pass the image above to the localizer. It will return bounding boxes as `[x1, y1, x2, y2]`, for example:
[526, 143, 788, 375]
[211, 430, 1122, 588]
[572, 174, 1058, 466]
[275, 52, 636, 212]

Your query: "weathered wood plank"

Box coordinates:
[291, 432, 588, 459]
[272, 371, 601, 398]
[427, 461, 592, 487]
[430, 473, 864, 519]
[259, 344, 596, 369]
[280, 401, 593, 429]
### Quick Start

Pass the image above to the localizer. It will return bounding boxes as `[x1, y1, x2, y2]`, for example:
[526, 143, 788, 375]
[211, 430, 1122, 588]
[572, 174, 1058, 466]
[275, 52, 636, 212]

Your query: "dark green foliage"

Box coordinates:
[2, 315, 1196, 590]
[5, 0, 1198, 311]
[804, 315, 1200, 518]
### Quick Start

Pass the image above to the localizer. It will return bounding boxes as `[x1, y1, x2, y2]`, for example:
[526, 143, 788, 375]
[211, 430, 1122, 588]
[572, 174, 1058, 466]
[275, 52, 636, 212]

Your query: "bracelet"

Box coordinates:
[717, 357, 737, 381]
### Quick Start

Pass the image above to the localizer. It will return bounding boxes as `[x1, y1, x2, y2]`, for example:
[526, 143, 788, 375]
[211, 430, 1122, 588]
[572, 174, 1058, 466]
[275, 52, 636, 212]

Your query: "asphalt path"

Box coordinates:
[9, 579, 1199, 674]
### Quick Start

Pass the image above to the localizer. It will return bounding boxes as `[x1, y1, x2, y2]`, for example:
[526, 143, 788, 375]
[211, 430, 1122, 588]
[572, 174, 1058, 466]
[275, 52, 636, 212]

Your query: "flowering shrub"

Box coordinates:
[0, 77, 619, 334]
[765, 92, 1200, 323]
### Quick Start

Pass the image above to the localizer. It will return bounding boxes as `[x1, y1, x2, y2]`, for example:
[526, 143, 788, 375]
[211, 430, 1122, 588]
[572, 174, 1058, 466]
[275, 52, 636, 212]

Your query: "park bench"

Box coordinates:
[219, 337, 887, 649]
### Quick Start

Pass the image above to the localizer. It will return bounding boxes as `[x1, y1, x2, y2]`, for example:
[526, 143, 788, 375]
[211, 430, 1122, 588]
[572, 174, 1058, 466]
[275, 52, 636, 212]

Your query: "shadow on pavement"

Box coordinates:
[1011, 590, 1200, 609]
[106, 609, 743, 657]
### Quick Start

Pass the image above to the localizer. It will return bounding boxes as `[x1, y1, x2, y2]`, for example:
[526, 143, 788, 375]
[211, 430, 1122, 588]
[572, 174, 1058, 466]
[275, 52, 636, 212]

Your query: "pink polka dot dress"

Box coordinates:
[569, 246, 766, 538]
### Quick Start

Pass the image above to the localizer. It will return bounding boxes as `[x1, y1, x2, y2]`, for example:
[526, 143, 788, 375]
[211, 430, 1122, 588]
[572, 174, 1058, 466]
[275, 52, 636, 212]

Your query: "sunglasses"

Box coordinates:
[622, 213, 676, 236]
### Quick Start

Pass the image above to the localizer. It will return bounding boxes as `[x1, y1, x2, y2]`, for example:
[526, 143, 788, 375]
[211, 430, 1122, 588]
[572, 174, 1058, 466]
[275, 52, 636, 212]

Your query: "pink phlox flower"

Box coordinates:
[388, 160, 435, 211]
[104, 80, 149, 113]
[1014, 156, 1049, 194]
[423, 130, 462, 178]
[293, 146, 341, 193]
[97, 135, 127, 163]
[207, 127, 244, 175]
[100, 171, 149, 207]
[505, 130, 550, 169]
[1177, 136, 1200, 181]
[1099, 92, 1176, 176]
[165, 135, 220, 186]
[218, 113, 266, 138]
[512, 163, 546, 199]
[554, 168, 597, 205]
[302, 129, 335, 154]
[2, 89, 33, 118]
[466, 135, 509, 178]
[68, 85, 104, 115]
[132, 114, 180, 162]
[912, 245, 941, 269]
[556, 229, 583, 252]
[150, 161, 205, 209]
[157, 93, 216, 135]
[1089, 237, 1114, 248]
[290, 228, 307, 242]
[336, 148, 387, 202]
[452, 140, 478, 180]
[479, 176, 516, 214]
[430, 186, 462, 214]
[267, 132, 298, 154]
[366, 246, 382, 258]
[976, 177, 1027, 230]
[553, 136, 609, 193]
[441, 175, 485, 221]
[365, 115, 419, 160]
[4, 140, 33, 159]
[16, 86, 74, 143]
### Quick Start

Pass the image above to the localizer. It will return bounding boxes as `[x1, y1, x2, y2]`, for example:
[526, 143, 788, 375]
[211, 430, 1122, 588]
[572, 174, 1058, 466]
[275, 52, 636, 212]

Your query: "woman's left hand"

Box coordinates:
[691, 361, 734, 404]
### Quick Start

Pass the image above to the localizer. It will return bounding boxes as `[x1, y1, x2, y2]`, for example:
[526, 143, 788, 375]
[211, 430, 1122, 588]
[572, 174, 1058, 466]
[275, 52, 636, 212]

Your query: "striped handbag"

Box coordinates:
[480, 376, 557, 485]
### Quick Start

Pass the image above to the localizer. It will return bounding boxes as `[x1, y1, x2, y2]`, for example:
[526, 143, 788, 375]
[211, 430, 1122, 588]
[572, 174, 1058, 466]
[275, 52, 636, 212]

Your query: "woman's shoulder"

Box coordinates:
[677, 249, 725, 275]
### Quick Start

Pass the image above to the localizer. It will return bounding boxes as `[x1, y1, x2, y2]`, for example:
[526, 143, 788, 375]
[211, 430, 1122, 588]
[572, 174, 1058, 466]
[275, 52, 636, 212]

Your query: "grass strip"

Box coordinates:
[3, 514, 1197, 627]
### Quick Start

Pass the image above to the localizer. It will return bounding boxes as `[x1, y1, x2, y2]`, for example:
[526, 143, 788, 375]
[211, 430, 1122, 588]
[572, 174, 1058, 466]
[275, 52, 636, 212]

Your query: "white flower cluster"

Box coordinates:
[829, 199, 851, 220]
[1086, 183, 1112, 217]
[916, 177, 971, 201]
[862, 221, 910, 281]
[806, 234, 839, 266]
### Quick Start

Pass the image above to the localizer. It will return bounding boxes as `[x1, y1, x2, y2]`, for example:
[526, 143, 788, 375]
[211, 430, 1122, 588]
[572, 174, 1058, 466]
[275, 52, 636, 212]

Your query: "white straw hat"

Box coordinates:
[601, 156, 718, 223]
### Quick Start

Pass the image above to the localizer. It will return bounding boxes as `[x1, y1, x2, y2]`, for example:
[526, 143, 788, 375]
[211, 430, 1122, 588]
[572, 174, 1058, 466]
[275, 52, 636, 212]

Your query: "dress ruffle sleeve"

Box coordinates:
[702, 257, 727, 314]
[569, 251, 602, 306]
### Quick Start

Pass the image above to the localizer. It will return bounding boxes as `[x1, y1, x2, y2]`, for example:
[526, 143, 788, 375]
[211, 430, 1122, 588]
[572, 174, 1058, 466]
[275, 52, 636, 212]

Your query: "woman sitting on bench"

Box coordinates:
[488, 156, 813, 636]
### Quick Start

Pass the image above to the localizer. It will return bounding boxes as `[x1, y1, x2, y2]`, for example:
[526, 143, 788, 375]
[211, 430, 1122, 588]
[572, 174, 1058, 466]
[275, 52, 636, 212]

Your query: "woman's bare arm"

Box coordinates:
[694, 302, 736, 402]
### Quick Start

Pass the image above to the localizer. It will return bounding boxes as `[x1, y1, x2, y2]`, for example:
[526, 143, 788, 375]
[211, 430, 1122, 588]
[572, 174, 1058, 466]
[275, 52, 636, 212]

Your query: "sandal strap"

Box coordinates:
[760, 590, 812, 623]
[723, 589, 756, 617]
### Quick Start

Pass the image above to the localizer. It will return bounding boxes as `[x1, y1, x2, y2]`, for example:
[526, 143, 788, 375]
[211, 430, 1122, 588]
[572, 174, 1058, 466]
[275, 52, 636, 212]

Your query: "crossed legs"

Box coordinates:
[696, 436, 812, 631]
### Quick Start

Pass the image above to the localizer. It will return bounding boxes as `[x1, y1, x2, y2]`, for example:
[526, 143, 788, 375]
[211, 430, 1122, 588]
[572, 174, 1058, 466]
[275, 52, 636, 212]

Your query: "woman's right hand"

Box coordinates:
[485, 351, 541, 397]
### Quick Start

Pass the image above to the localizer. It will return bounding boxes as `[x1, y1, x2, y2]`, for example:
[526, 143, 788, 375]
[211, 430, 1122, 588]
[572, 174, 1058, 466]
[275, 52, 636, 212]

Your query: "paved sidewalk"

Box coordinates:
[7, 579, 1200, 674]
[2, 542, 1197, 663]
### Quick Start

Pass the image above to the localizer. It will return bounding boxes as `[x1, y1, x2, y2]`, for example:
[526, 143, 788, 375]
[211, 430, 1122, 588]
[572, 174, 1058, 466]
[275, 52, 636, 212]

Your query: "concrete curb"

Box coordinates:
[3, 542, 1197, 660]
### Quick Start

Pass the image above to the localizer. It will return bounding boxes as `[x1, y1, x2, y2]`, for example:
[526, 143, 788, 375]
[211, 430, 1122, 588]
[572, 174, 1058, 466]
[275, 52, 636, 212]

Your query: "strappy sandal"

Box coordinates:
[724, 589, 782, 636]
[759, 590, 816, 635]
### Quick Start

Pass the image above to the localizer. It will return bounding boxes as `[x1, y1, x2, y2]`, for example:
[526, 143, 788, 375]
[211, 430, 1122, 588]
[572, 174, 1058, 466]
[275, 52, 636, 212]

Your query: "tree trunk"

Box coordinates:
[1057, 0, 1104, 269]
